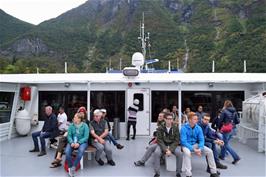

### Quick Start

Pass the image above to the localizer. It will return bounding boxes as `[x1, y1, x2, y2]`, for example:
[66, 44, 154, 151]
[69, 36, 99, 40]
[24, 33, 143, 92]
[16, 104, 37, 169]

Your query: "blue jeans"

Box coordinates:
[65, 143, 88, 168]
[32, 131, 51, 151]
[205, 142, 219, 164]
[220, 131, 240, 161]
[107, 133, 118, 146]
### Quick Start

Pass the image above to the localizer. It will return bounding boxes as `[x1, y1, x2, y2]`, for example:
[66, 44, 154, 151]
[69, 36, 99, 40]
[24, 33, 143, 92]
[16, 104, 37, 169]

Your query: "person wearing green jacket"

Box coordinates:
[152, 113, 183, 177]
[65, 113, 89, 177]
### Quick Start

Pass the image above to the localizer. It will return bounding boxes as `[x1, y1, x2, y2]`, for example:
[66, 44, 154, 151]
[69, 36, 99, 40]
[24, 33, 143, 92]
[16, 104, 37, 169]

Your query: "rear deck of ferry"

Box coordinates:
[0, 135, 265, 177]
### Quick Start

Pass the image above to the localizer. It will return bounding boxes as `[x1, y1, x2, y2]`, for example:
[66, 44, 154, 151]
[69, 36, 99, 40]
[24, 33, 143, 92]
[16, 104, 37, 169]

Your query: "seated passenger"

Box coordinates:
[90, 109, 116, 166]
[134, 112, 165, 166]
[65, 113, 89, 177]
[29, 105, 59, 156]
[198, 114, 227, 172]
[152, 113, 182, 177]
[181, 112, 220, 177]
[100, 109, 124, 149]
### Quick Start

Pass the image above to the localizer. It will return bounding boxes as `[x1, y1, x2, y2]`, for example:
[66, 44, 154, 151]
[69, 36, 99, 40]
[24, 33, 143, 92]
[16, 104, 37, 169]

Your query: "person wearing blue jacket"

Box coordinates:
[181, 112, 219, 177]
[198, 114, 227, 172]
[65, 112, 89, 177]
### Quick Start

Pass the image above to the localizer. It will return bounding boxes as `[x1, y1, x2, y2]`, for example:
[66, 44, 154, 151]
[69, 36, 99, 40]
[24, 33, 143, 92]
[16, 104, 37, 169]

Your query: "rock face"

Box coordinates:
[10, 38, 48, 55]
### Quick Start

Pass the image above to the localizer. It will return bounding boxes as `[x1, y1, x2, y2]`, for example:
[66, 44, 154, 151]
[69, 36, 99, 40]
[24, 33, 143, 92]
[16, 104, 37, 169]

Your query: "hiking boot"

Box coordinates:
[134, 160, 145, 166]
[216, 162, 227, 169]
[29, 148, 39, 152]
[154, 173, 160, 177]
[176, 173, 181, 177]
[37, 151, 46, 156]
[210, 173, 220, 177]
[96, 158, 104, 166]
[116, 144, 124, 149]
[107, 160, 116, 166]
[207, 167, 220, 175]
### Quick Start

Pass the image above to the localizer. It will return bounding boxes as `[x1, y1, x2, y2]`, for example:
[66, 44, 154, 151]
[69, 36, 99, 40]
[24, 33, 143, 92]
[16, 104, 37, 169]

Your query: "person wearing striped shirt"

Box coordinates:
[126, 99, 139, 140]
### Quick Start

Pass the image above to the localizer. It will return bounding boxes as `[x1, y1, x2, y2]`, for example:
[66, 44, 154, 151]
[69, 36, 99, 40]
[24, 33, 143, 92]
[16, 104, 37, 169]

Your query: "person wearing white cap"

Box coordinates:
[126, 99, 139, 140]
[90, 109, 116, 166]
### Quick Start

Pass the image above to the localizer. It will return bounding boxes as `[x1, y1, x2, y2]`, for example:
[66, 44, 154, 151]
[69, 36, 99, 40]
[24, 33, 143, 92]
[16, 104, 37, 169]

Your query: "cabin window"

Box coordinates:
[39, 91, 87, 121]
[90, 91, 125, 122]
[182, 91, 244, 119]
[151, 91, 179, 122]
[0, 92, 14, 124]
[133, 93, 144, 111]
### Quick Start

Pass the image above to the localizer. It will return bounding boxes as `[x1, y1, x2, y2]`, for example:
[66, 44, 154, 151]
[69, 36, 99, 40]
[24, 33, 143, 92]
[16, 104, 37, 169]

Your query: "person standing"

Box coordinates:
[29, 106, 58, 156]
[219, 100, 241, 164]
[126, 99, 139, 140]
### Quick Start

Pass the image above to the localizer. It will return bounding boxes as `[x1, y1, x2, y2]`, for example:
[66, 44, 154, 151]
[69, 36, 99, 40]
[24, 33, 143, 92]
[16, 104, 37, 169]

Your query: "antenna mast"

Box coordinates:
[138, 12, 149, 62]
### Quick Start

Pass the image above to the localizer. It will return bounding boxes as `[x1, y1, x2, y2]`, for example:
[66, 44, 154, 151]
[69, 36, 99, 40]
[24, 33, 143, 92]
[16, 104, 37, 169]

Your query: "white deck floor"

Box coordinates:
[0, 136, 265, 177]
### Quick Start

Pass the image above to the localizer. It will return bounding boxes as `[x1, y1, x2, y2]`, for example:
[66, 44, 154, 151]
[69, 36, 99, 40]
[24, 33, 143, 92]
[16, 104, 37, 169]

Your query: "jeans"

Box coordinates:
[205, 142, 219, 164]
[32, 131, 51, 151]
[107, 133, 118, 146]
[220, 131, 240, 161]
[65, 143, 88, 168]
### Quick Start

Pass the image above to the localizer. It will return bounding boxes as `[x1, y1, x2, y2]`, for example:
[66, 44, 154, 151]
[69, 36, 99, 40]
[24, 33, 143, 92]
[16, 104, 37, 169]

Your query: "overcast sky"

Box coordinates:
[0, 0, 88, 25]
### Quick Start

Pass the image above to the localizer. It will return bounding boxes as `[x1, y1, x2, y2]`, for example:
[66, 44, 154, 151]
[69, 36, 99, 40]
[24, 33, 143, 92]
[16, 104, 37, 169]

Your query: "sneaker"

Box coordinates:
[176, 173, 181, 177]
[232, 158, 240, 165]
[107, 160, 116, 166]
[37, 151, 46, 157]
[210, 173, 220, 177]
[154, 173, 160, 177]
[96, 158, 104, 166]
[216, 162, 227, 169]
[29, 148, 39, 152]
[207, 168, 220, 175]
[134, 160, 145, 166]
[68, 167, 75, 177]
[116, 144, 124, 149]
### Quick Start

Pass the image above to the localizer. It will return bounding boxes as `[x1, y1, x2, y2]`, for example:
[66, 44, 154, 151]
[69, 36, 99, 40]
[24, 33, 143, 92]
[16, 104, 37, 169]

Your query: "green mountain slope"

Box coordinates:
[0, 0, 265, 73]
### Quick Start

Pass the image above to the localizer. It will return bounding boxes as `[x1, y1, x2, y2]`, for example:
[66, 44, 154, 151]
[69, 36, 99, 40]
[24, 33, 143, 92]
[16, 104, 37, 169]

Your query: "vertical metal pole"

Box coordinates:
[212, 60, 215, 73]
[65, 62, 67, 73]
[168, 61, 171, 72]
[8, 84, 20, 139]
[178, 81, 182, 131]
[244, 60, 247, 73]
[87, 82, 91, 121]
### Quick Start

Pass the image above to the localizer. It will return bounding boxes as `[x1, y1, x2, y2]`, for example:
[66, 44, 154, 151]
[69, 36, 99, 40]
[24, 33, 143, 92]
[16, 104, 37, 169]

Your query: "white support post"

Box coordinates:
[87, 82, 91, 121]
[178, 81, 182, 131]
[8, 84, 20, 139]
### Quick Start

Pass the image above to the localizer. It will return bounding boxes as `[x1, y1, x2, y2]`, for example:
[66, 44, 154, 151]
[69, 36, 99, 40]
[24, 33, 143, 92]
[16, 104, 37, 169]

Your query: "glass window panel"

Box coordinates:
[0, 92, 14, 124]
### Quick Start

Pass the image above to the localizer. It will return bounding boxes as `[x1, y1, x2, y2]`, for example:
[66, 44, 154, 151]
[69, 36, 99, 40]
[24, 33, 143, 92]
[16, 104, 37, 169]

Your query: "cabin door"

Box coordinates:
[127, 88, 150, 136]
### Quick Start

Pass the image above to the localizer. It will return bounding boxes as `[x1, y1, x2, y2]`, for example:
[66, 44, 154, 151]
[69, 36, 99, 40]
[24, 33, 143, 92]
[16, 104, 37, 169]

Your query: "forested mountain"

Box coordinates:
[0, 0, 265, 73]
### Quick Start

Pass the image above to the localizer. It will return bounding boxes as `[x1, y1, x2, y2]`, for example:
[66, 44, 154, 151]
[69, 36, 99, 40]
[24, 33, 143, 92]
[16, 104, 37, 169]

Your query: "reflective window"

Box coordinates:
[39, 91, 87, 121]
[151, 91, 178, 122]
[90, 91, 125, 122]
[182, 91, 244, 119]
[0, 92, 14, 124]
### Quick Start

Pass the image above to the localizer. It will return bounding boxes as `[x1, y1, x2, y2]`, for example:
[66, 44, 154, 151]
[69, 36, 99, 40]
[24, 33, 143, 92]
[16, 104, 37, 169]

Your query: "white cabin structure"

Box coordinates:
[0, 73, 266, 142]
